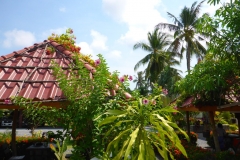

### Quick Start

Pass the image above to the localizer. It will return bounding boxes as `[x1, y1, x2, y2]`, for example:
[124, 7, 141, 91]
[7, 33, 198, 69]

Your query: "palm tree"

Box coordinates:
[133, 28, 180, 84]
[158, 66, 182, 98]
[133, 71, 149, 96]
[133, 71, 145, 89]
[156, 0, 207, 73]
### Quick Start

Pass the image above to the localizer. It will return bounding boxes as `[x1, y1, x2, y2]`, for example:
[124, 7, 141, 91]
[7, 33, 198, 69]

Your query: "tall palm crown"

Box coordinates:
[133, 71, 149, 95]
[133, 71, 146, 89]
[158, 66, 182, 97]
[133, 28, 179, 83]
[156, 0, 206, 72]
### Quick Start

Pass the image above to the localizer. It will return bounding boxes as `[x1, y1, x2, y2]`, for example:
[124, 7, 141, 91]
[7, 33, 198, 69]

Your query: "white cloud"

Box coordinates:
[42, 27, 68, 40]
[77, 42, 93, 54]
[103, 0, 167, 45]
[59, 7, 66, 12]
[107, 50, 122, 59]
[90, 30, 108, 51]
[3, 29, 36, 48]
[119, 26, 148, 46]
[76, 30, 109, 59]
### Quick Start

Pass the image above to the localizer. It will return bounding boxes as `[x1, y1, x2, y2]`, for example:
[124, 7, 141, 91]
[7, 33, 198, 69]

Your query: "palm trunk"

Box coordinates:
[186, 46, 191, 74]
[185, 46, 191, 135]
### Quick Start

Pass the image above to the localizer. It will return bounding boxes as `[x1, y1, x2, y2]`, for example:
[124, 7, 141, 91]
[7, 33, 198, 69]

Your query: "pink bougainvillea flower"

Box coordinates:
[124, 92, 132, 99]
[162, 88, 168, 95]
[152, 100, 156, 105]
[4, 99, 11, 104]
[119, 76, 125, 83]
[143, 99, 149, 105]
[128, 75, 133, 81]
[95, 59, 101, 66]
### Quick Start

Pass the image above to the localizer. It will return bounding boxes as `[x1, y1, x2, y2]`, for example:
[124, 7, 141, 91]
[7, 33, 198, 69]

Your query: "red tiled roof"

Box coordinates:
[181, 96, 195, 107]
[0, 40, 95, 105]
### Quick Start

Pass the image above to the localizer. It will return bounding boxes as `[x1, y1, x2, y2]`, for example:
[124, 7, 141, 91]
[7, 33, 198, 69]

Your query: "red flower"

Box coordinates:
[95, 59, 101, 66]
[128, 75, 133, 81]
[143, 99, 149, 105]
[119, 77, 125, 83]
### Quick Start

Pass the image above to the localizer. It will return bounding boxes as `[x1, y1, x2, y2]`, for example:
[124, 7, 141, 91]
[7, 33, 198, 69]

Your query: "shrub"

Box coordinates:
[177, 131, 198, 145]
[170, 140, 240, 160]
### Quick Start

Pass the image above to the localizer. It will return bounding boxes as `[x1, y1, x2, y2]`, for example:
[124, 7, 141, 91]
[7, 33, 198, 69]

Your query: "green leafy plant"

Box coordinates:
[98, 86, 189, 160]
[47, 28, 95, 67]
[12, 97, 55, 137]
[50, 137, 69, 160]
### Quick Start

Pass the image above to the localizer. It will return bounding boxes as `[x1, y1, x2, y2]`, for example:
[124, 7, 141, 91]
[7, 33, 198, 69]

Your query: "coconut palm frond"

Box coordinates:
[133, 28, 180, 83]
[191, 1, 198, 12]
[180, 46, 185, 58]
[192, 0, 206, 15]
[134, 54, 152, 71]
[169, 34, 185, 56]
[156, 22, 180, 32]
[133, 42, 152, 52]
[173, 30, 184, 39]
[167, 12, 183, 28]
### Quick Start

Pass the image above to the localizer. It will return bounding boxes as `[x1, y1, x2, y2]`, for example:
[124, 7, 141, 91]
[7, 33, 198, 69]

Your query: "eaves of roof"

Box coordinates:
[0, 40, 95, 107]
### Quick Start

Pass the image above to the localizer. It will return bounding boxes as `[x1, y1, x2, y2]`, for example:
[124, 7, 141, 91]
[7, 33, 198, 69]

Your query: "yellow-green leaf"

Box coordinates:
[124, 126, 140, 160]
[99, 116, 117, 127]
[105, 110, 126, 115]
[138, 140, 145, 160]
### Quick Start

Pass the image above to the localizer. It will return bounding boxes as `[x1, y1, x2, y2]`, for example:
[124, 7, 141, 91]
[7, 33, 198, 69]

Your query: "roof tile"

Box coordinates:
[0, 41, 93, 102]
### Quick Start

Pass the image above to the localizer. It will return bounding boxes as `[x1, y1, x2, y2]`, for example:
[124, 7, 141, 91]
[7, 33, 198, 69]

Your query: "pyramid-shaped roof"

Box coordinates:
[0, 40, 95, 108]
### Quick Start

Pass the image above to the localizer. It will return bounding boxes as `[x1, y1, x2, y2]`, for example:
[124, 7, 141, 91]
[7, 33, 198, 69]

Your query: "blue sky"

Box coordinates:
[0, 0, 224, 89]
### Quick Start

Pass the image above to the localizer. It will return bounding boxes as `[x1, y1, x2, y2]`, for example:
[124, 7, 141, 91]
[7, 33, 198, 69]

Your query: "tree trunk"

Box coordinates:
[185, 45, 191, 136]
[31, 126, 35, 137]
[186, 46, 191, 73]
[186, 111, 190, 135]
[11, 109, 18, 156]
[18, 110, 23, 128]
[208, 111, 221, 152]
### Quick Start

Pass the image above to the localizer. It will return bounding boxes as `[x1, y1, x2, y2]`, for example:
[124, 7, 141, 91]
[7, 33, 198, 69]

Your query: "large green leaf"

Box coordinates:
[103, 120, 133, 139]
[106, 128, 131, 153]
[124, 126, 140, 160]
[99, 116, 117, 127]
[153, 114, 174, 132]
[113, 139, 130, 160]
[105, 110, 127, 116]
[175, 141, 188, 158]
[138, 140, 145, 160]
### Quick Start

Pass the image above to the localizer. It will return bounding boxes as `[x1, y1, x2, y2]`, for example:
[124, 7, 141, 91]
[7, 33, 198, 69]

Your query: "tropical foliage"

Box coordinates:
[170, 139, 240, 160]
[198, 0, 240, 64]
[133, 28, 180, 84]
[98, 84, 188, 160]
[133, 71, 149, 95]
[175, 56, 240, 106]
[158, 66, 182, 98]
[10, 28, 190, 160]
[49, 137, 69, 160]
[156, 0, 207, 72]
